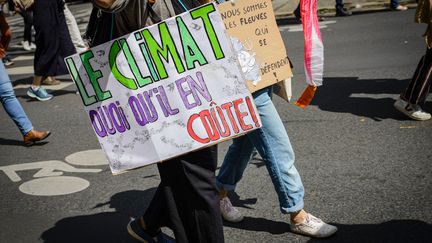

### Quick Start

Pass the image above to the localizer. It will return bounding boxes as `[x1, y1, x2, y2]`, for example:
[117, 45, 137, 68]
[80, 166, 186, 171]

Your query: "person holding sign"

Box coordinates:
[90, 0, 224, 242]
[215, 0, 338, 239]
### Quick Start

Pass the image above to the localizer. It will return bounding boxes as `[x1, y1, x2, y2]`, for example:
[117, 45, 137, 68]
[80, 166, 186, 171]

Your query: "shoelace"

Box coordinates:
[306, 214, 323, 224]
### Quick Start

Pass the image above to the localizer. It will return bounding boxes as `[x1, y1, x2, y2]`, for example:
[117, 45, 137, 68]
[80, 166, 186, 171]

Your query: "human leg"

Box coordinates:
[64, 4, 87, 53]
[217, 87, 337, 237]
[401, 48, 432, 106]
[132, 147, 224, 243]
[390, 0, 407, 10]
[390, 0, 399, 9]
[335, 0, 352, 16]
[216, 136, 255, 192]
[27, 75, 53, 101]
[0, 62, 50, 144]
[216, 135, 254, 222]
[0, 62, 33, 135]
[395, 48, 432, 120]
[246, 88, 305, 214]
[19, 8, 34, 49]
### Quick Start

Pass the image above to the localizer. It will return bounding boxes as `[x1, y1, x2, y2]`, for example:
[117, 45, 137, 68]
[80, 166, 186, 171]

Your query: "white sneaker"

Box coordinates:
[290, 213, 337, 238]
[394, 98, 431, 121]
[220, 197, 244, 223]
[29, 42, 36, 50]
[393, 5, 408, 11]
[21, 41, 31, 51]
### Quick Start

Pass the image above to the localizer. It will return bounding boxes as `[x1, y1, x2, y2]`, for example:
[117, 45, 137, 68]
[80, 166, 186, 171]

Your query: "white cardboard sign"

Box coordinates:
[65, 3, 261, 174]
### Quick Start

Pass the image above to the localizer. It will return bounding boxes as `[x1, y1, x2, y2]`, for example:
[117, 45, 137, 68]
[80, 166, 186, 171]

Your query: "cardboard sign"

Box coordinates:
[65, 3, 261, 174]
[218, 0, 293, 95]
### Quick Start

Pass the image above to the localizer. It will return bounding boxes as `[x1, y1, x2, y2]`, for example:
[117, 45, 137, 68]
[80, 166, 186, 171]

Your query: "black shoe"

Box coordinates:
[2, 55, 14, 66]
[127, 218, 175, 243]
[336, 8, 352, 17]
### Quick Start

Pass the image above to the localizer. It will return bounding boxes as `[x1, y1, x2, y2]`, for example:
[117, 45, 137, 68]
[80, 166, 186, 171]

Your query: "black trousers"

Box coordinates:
[19, 9, 33, 43]
[401, 47, 432, 105]
[143, 146, 224, 243]
[33, 0, 75, 76]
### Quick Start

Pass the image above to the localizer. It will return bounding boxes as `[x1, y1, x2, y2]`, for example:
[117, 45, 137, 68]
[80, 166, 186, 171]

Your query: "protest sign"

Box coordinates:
[65, 3, 261, 174]
[217, 0, 293, 97]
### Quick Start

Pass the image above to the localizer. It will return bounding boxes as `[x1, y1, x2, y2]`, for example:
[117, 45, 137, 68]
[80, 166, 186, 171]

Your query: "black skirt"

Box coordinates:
[33, 0, 76, 76]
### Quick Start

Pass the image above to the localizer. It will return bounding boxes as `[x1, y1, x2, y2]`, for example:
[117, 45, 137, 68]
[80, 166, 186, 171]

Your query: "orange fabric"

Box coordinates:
[294, 85, 317, 108]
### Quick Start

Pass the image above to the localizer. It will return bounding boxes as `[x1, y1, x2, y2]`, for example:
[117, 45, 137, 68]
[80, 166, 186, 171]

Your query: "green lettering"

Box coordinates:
[191, 4, 225, 60]
[139, 42, 160, 82]
[119, 38, 154, 87]
[65, 57, 97, 106]
[176, 17, 208, 70]
[80, 51, 112, 101]
[109, 41, 138, 90]
[142, 22, 185, 79]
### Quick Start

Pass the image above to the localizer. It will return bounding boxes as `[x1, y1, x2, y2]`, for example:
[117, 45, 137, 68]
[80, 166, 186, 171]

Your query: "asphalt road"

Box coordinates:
[0, 3, 431, 243]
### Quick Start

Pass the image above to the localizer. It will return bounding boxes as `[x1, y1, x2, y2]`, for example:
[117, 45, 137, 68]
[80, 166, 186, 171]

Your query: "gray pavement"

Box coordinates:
[0, 2, 431, 243]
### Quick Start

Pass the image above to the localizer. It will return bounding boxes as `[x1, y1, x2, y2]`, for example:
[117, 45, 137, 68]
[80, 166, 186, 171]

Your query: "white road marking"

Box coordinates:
[13, 82, 74, 91]
[6, 65, 34, 76]
[0, 160, 101, 182]
[65, 149, 109, 166]
[19, 176, 90, 196]
[12, 55, 34, 61]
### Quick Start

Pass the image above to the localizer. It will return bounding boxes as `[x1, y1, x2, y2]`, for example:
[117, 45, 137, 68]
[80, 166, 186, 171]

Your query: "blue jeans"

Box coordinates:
[390, 0, 399, 8]
[216, 87, 305, 214]
[0, 61, 33, 135]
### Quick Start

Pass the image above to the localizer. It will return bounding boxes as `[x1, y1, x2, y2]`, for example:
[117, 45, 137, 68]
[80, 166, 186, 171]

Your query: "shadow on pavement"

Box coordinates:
[307, 220, 432, 243]
[223, 216, 290, 235]
[228, 191, 257, 210]
[311, 77, 432, 121]
[40, 189, 156, 243]
[0, 137, 49, 146]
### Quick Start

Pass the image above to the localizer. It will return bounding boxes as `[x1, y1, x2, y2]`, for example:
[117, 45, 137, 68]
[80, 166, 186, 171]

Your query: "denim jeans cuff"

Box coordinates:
[280, 200, 304, 214]
[215, 179, 237, 192]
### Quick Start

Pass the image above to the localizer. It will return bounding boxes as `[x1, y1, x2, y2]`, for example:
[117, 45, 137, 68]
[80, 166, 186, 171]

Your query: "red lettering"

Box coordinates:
[200, 110, 220, 141]
[233, 98, 253, 131]
[211, 106, 231, 137]
[221, 102, 239, 134]
[187, 114, 210, 143]
[246, 96, 260, 128]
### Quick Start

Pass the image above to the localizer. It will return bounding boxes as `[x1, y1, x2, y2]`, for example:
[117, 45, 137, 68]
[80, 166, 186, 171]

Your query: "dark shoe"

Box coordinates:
[127, 218, 175, 243]
[23, 129, 51, 146]
[3, 55, 14, 66]
[336, 8, 352, 17]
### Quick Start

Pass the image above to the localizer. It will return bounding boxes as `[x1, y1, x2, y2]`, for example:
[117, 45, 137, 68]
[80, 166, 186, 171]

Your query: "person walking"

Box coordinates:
[27, 0, 76, 101]
[0, 12, 50, 145]
[8, 0, 37, 51]
[394, 0, 431, 120]
[217, 0, 337, 238]
[89, 0, 225, 242]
